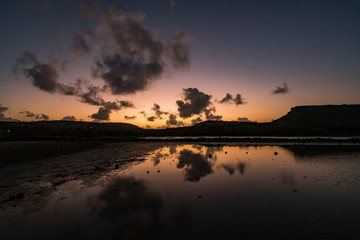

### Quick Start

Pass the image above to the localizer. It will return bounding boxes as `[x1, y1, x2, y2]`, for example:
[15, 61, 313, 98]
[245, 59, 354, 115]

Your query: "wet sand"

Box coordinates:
[0, 142, 167, 218]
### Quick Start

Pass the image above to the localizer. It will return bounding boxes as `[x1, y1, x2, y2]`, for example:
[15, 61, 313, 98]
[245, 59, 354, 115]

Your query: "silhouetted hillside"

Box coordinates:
[270, 105, 360, 135]
[1, 104, 359, 139]
[156, 104, 360, 136]
[0, 121, 145, 140]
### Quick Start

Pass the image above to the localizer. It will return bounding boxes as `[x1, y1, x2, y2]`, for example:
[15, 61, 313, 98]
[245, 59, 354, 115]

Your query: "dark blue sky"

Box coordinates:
[0, 0, 359, 125]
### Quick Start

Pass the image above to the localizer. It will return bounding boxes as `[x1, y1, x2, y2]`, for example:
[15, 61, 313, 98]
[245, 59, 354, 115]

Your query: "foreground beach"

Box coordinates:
[1, 141, 360, 239]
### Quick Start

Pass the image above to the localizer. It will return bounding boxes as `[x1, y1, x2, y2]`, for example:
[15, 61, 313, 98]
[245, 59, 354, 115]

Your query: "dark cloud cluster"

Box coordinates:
[166, 113, 184, 127]
[20, 110, 35, 118]
[219, 93, 246, 105]
[91, 7, 193, 95]
[93, 53, 163, 95]
[139, 111, 147, 118]
[204, 107, 222, 121]
[15, 4, 195, 122]
[0, 105, 9, 113]
[124, 115, 136, 120]
[92, 8, 166, 95]
[168, 30, 193, 69]
[20, 110, 49, 120]
[272, 83, 290, 94]
[147, 116, 156, 122]
[151, 103, 168, 119]
[61, 116, 76, 121]
[191, 117, 202, 125]
[15, 51, 135, 121]
[237, 117, 251, 122]
[176, 88, 211, 118]
[176, 88, 222, 121]
[90, 100, 134, 121]
[145, 103, 169, 122]
[0, 104, 19, 122]
[36, 113, 49, 120]
[15, 51, 77, 95]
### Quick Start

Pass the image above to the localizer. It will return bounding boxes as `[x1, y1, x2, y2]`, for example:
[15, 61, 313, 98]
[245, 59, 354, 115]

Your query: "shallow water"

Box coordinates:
[1, 143, 360, 239]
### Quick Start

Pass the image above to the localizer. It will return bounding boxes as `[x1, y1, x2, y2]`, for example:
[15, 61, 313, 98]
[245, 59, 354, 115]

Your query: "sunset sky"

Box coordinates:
[0, 0, 359, 128]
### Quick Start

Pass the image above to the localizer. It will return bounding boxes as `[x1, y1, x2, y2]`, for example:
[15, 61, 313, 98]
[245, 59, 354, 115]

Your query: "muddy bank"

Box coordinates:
[0, 141, 106, 166]
[0, 142, 169, 219]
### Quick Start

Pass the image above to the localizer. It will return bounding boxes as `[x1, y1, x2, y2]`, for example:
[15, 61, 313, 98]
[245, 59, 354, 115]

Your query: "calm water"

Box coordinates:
[1, 144, 360, 239]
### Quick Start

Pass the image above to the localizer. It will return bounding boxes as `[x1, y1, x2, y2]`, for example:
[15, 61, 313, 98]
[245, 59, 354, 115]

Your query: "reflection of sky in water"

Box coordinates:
[1, 144, 360, 239]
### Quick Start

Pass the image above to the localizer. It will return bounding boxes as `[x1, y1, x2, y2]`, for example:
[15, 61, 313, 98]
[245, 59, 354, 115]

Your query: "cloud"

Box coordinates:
[151, 103, 168, 119]
[79, 84, 134, 121]
[176, 88, 212, 118]
[218, 93, 232, 104]
[92, 8, 165, 95]
[166, 113, 184, 127]
[25, 63, 59, 93]
[0, 113, 19, 122]
[73, 34, 91, 57]
[237, 117, 251, 122]
[147, 116, 156, 122]
[20, 110, 49, 120]
[61, 116, 76, 121]
[93, 53, 163, 95]
[20, 110, 36, 118]
[90, 107, 111, 121]
[15, 51, 77, 96]
[272, 83, 290, 94]
[139, 111, 147, 118]
[80, 85, 105, 106]
[13, 51, 39, 73]
[191, 117, 202, 125]
[50, 57, 70, 71]
[124, 115, 136, 120]
[74, 1, 101, 35]
[0, 104, 9, 113]
[14, 6, 195, 122]
[90, 100, 134, 121]
[0, 104, 19, 122]
[204, 107, 222, 121]
[145, 125, 152, 129]
[36, 113, 49, 120]
[218, 93, 246, 105]
[168, 30, 193, 69]
[170, 0, 176, 11]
